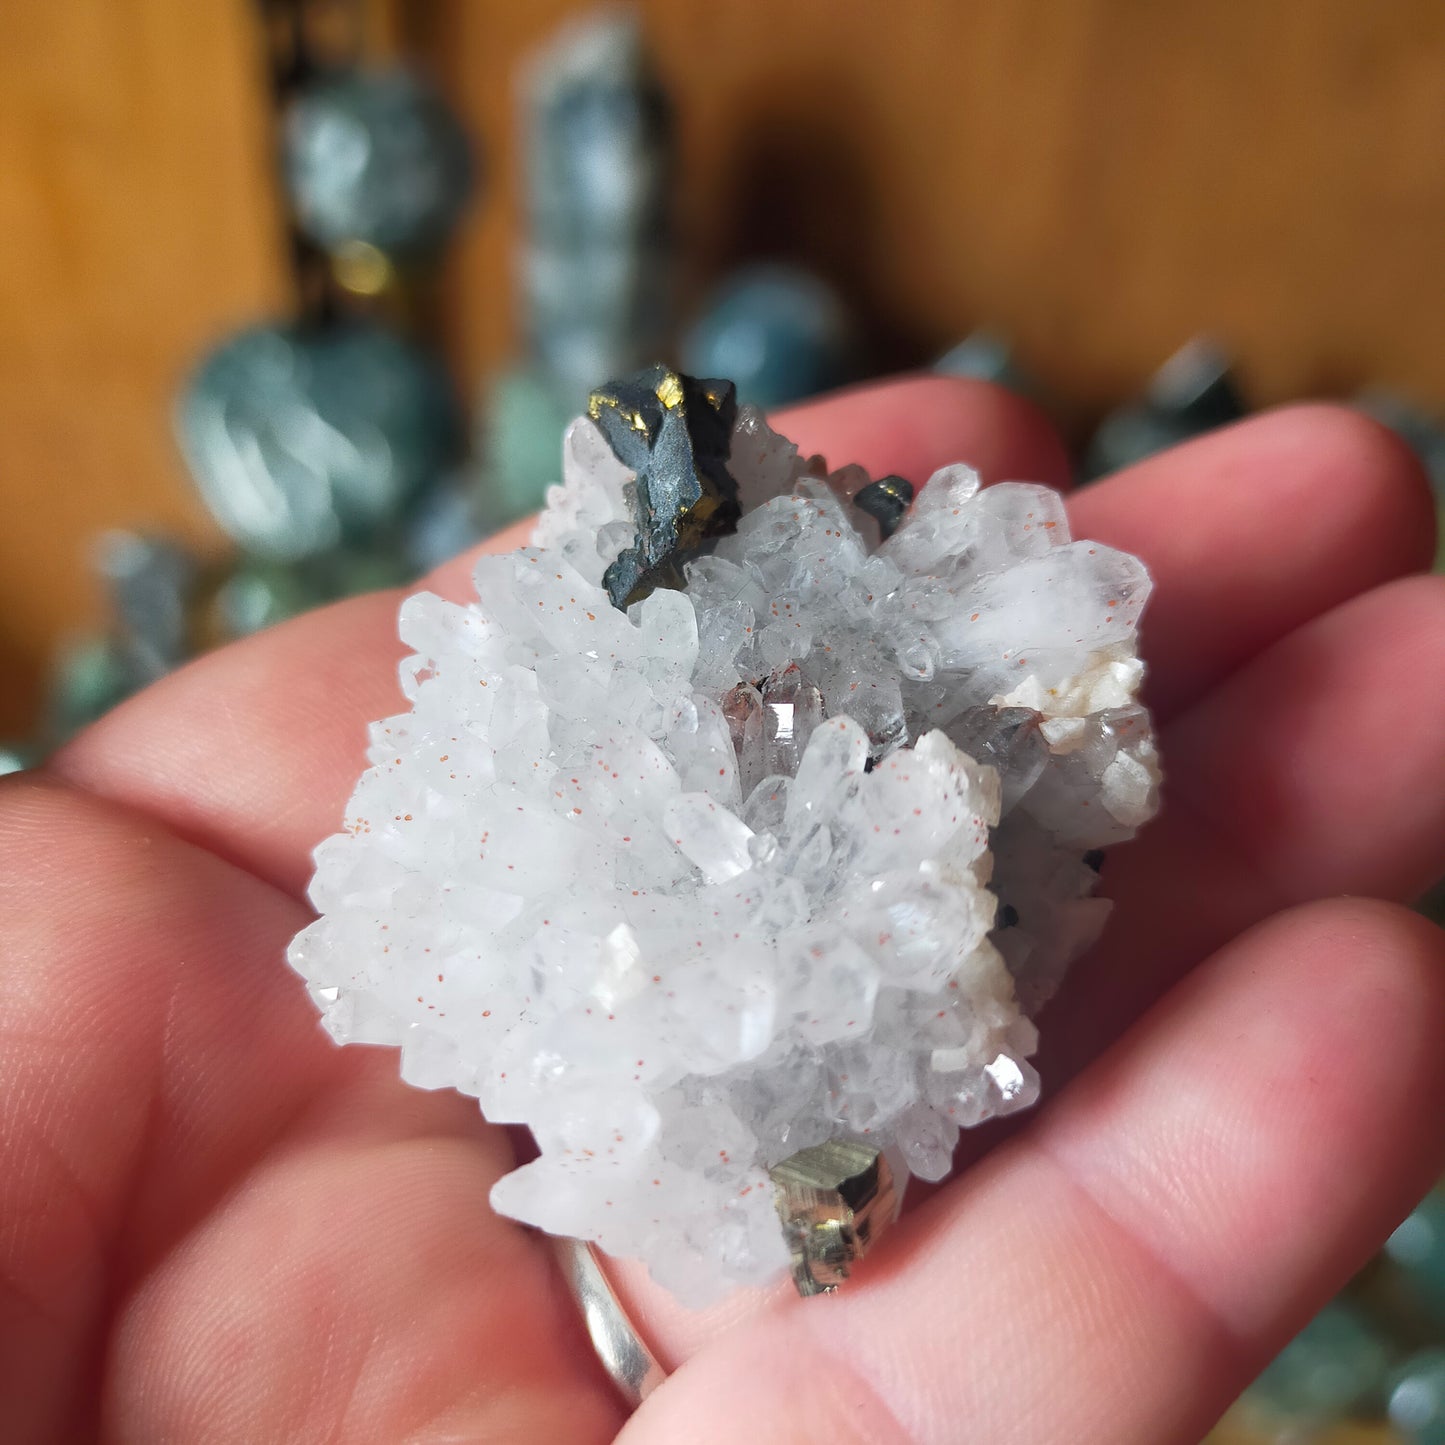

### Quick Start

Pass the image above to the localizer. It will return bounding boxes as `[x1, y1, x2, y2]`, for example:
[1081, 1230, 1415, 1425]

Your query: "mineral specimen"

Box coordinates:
[290, 371, 1160, 1304]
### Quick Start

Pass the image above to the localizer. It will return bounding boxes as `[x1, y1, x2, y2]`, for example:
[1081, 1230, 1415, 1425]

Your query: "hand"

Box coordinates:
[4, 376, 1443, 1444]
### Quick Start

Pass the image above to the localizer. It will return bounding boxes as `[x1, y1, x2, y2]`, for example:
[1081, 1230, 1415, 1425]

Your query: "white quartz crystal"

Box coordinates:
[290, 404, 1160, 1304]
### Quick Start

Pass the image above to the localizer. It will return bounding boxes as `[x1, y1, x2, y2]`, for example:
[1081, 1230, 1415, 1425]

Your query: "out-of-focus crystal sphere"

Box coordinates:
[1084, 339, 1247, 480]
[1390, 1349, 1445, 1445]
[681, 264, 853, 410]
[177, 321, 463, 560]
[212, 559, 321, 639]
[283, 67, 474, 257]
[1387, 1188, 1445, 1319]
[404, 474, 484, 573]
[935, 330, 1040, 399]
[47, 637, 136, 739]
[476, 364, 580, 529]
[0, 743, 36, 777]
[1244, 1303, 1391, 1427]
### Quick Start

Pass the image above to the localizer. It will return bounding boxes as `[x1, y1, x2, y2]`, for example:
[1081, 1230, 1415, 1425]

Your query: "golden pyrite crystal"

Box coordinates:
[770, 1139, 901, 1297]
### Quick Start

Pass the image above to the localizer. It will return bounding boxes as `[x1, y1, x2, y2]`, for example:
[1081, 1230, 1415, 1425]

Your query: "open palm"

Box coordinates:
[5, 376, 1444, 1444]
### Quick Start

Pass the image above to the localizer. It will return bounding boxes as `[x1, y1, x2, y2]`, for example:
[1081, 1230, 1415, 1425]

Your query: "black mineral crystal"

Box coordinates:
[593, 365, 740, 608]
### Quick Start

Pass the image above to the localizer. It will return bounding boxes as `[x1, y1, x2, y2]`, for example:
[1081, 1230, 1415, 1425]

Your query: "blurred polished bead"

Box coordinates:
[1358, 391, 1445, 501]
[524, 13, 670, 245]
[681, 264, 854, 410]
[1385, 1188, 1445, 1319]
[1209, 1404, 1404, 1443]
[318, 544, 414, 598]
[93, 530, 198, 682]
[212, 558, 322, 639]
[283, 67, 474, 257]
[178, 321, 463, 561]
[475, 364, 581, 530]
[0, 743, 37, 776]
[1245, 1302, 1391, 1427]
[934, 329, 1039, 398]
[1085, 337, 1248, 480]
[47, 636, 138, 739]
[404, 474, 485, 573]
[1390, 1349, 1445, 1445]
[1146, 337, 1248, 428]
[522, 13, 674, 389]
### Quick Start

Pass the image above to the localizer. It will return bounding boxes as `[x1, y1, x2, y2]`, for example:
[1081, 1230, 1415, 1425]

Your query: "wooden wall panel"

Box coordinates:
[3, 0, 1445, 735]
[0, 0, 286, 732]
[418, 0, 1445, 419]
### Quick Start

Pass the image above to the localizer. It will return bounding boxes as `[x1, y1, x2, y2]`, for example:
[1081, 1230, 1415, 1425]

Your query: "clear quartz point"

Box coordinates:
[762, 666, 825, 778]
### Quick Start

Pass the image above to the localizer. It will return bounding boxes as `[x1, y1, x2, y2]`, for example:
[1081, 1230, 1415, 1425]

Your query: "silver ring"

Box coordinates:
[556, 1237, 668, 1409]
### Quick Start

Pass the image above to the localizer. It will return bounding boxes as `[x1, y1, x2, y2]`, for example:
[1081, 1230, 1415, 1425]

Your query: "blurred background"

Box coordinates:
[1, 3, 1443, 1439]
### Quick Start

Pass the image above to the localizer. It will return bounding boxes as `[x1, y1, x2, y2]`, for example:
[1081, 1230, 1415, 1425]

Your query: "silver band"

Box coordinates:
[556, 1237, 668, 1409]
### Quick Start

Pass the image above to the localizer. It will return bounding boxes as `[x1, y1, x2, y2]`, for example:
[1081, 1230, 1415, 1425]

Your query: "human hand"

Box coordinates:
[4, 376, 1443, 1443]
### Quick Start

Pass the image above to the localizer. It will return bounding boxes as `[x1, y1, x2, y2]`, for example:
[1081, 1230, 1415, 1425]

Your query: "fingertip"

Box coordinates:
[1261, 402, 1437, 575]
[1267, 895, 1445, 1070]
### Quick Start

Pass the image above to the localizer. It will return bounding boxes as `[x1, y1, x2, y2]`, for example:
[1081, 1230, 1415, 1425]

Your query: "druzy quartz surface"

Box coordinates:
[290, 369, 1160, 1304]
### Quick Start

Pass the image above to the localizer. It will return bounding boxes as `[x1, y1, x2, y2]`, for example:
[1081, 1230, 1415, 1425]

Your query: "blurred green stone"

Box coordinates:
[94, 530, 198, 682]
[522, 12, 674, 390]
[318, 545, 414, 597]
[475, 364, 579, 529]
[0, 743, 37, 777]
[1085, 338, 1248, 480]
[1358, 391, 1445, 503]
[1245, 1302, 1390, 1427]
[681, 264, 854, 410]
[47, 636, 138, 739]
[1390, 1349, 1445, 1445]
[935, 329, 1040, 400]
[1386, 1189, 1445, 1321]
[177, 320, 463, 562]
[213, 559, 322, 638]
[404, 474, 485, 572]
[283, 67, 475, 258]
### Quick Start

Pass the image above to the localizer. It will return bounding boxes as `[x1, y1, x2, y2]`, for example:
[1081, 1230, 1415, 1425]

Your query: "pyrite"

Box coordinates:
[595, 365, 740, 608]
[770, 1139, 900, 1297]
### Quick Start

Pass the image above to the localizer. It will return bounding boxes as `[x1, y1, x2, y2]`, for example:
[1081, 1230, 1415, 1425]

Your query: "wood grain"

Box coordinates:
[4, 0, 1445, 734]
[0, 0, 284, 731]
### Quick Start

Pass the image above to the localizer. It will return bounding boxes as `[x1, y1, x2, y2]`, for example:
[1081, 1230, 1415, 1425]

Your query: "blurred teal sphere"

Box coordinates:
[1390, 1349, 1445, 1445]
[1387, 1188, 1445, 1319]
[934, 329, 1039, 399]
[213, 559, 321, 639]
[283, 67, 474, 257]
[1245, 1302, 1389, 1425]
[681, 264, 853, 410]
[177, 321, 463, 561]
[476, 364, 580, 530]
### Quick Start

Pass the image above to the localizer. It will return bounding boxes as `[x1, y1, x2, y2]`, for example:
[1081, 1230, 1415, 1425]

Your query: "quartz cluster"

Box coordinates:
[290, 372, 1160, 1304]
